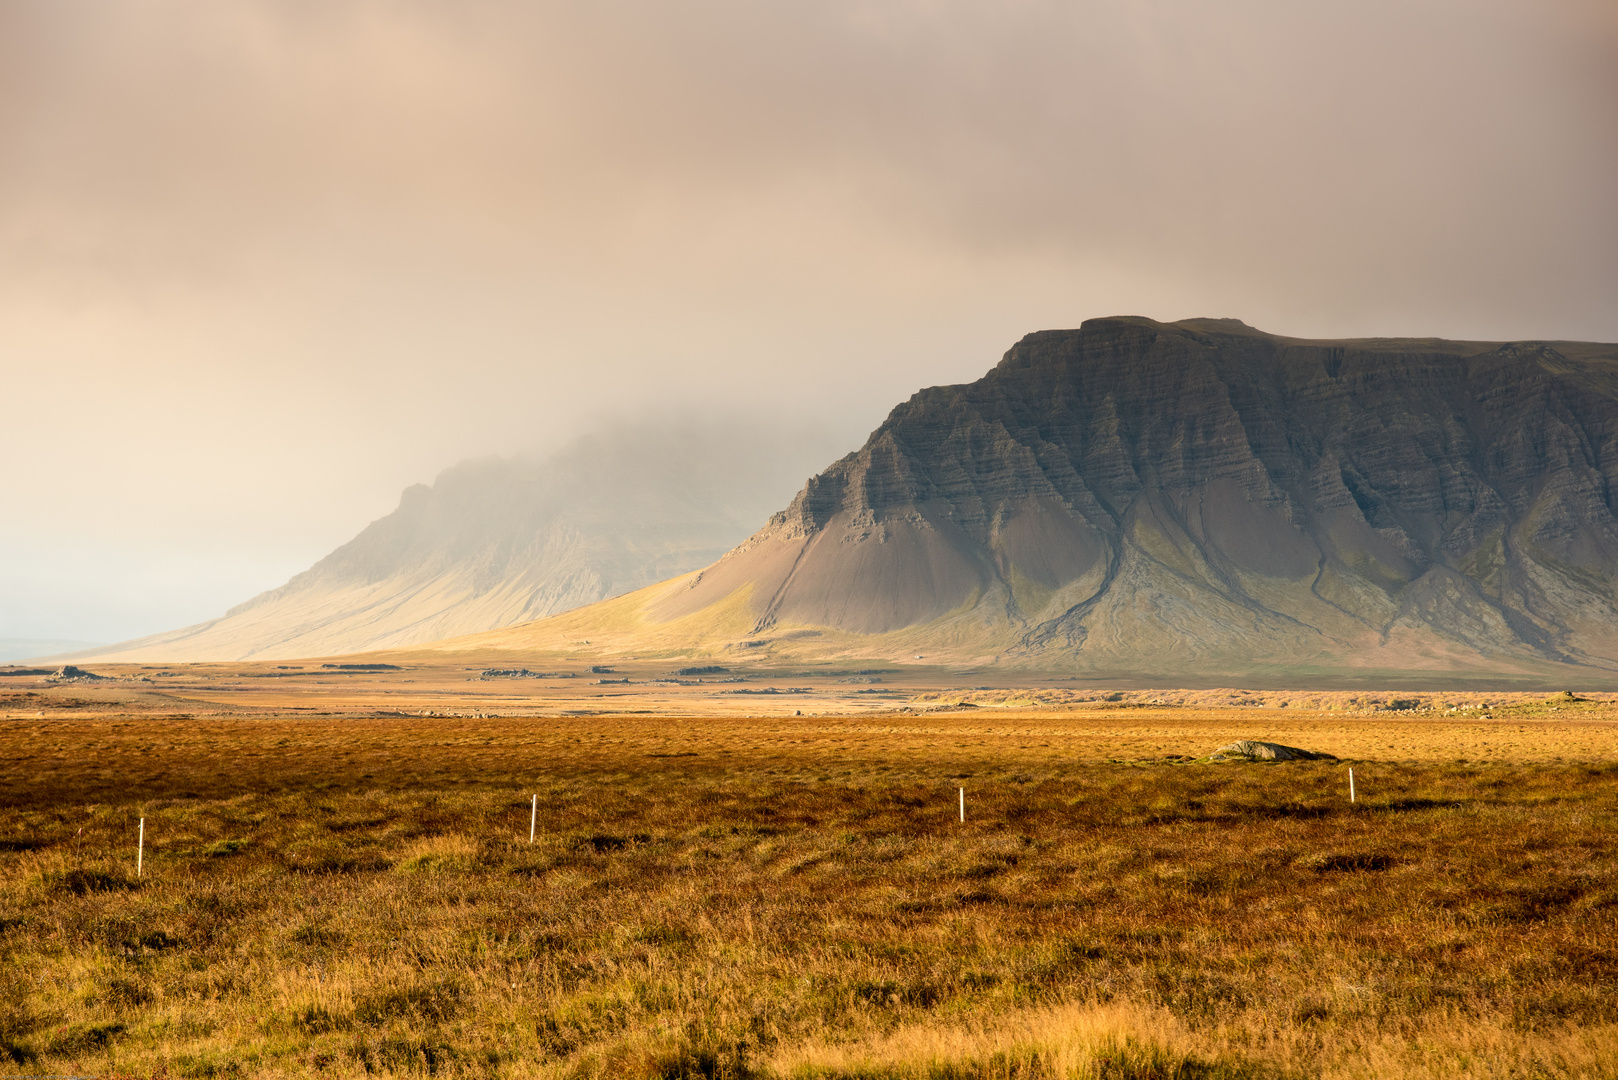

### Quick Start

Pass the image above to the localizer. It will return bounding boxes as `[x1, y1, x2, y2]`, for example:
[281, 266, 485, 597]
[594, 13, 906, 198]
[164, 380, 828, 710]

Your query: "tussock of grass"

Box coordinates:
[394, 832, 480, 874]
[773, 1001, 1234, 1079]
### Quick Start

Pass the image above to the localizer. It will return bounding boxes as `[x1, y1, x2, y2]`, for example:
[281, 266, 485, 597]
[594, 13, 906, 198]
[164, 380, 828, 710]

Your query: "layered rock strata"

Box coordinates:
[644, 317, 1618, 673]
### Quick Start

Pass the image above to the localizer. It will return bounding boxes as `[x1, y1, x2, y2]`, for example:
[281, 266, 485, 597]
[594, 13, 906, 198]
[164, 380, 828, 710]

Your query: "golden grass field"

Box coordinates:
[1, 661, 1616, 1078]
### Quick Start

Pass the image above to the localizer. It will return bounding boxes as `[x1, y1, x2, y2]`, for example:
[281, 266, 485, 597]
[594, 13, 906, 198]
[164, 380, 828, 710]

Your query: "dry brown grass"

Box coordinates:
[0, 706, 1615, 1078]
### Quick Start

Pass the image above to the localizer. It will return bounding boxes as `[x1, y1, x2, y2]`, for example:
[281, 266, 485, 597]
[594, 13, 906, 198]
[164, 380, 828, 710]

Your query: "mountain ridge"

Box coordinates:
[425, 316, 1618, 679]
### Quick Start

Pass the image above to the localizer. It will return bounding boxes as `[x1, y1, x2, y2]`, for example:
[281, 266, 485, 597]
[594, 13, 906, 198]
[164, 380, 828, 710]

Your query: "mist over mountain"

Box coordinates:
[70, 420, 850, 661]
[469, 317, 1618, 680]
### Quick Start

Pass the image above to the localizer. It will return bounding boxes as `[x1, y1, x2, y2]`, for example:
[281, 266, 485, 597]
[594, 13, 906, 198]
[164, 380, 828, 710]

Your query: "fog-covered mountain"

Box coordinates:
[72, 420, 849, 661]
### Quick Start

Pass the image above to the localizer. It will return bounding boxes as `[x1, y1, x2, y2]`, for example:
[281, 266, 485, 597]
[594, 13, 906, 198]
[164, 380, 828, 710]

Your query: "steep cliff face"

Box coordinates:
[75, 422, 844, 661]
[648, 317, 1618, 673]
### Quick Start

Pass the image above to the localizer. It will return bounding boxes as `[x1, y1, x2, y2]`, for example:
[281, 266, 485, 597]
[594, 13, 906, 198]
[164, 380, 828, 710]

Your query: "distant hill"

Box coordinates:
[70, 421, 848, 661]
[0, 639, 107, 664]
[437, 317, 1618, 682]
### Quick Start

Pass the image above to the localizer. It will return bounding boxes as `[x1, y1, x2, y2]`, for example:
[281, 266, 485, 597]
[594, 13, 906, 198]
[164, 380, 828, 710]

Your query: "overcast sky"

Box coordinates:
[3, 0, 1615, 644]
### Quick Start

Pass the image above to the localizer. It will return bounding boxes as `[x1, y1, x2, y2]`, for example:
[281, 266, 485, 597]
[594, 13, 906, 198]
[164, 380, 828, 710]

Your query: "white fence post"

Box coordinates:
[137, 817, 145, 877]
[530, 794, 537, 843]
[1349, 768, 1356, 804]
[959, 787, 965, 823]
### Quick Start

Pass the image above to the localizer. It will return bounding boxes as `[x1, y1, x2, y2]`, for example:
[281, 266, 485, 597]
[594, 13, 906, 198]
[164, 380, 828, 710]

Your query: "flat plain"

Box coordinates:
[1, 661, 1615, 1078]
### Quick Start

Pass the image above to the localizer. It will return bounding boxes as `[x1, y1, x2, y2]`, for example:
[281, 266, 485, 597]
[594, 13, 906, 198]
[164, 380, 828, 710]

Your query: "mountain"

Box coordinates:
[71, 421, 849, 661]
[444, 317, 1618, 681]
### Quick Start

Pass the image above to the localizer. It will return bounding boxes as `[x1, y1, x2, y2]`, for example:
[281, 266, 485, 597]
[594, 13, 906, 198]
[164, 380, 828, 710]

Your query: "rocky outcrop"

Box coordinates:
[47, 665, 108, 682]
[646, 317, 1618, 675]
[1207, 741, 1335, 762]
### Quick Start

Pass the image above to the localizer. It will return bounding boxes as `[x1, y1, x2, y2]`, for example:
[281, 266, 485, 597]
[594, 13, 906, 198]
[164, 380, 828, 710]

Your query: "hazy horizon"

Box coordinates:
[0, 409, 869, 644]
[4, 0, 1615, 643]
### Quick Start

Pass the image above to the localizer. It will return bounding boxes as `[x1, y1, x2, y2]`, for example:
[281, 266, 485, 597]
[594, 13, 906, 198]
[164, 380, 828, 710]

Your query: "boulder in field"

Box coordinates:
[1207, 740, 1335, 762]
